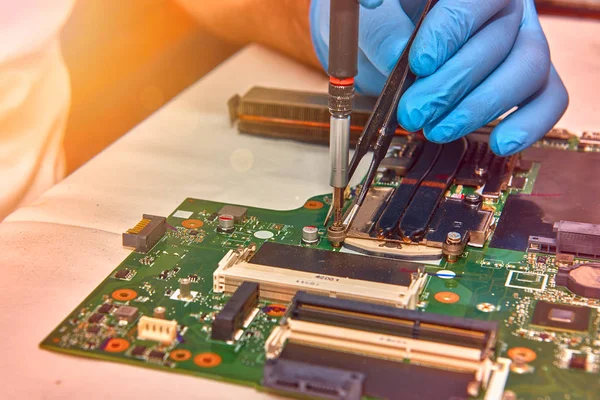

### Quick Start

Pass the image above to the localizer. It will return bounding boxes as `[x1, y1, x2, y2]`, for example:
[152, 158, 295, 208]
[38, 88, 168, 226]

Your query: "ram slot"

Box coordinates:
[265, 292, 498, 387]
[213, 243, 427, 308]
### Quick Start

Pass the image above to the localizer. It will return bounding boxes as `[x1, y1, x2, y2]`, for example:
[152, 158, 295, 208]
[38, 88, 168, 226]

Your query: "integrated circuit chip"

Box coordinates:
[114, 306, 139, 323]
[531, 301, 591, 332]
[218, 205, 247, 222]
[97, 304, 113, 314]
[149, 350, 165, 360]
[115, 269, 132, 280]
[131, 345, 147, 357]
[88, 313, 104, 323]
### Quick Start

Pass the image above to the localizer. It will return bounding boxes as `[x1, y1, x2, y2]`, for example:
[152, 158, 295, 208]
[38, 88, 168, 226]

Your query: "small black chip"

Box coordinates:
[569, 354, 587, 370]
[536, 256, 548, 264]
[189, 230, 199, 236]
[131, 345, 147, 357]
[88, 313, 104, 323]
[87, 325, 101, 334]
[531, 300, 591, 332]
[149, 350, 165, 359]
[509, 176, 527, 190]
[98, 303, 113, 314]
[115, 269, 131, 279]
[379, 169, 396, 184]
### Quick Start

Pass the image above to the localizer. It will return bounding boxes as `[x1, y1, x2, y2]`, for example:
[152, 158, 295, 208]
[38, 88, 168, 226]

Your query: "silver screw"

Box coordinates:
[446, 231, 462, 244]
[465, 193, 481, 203]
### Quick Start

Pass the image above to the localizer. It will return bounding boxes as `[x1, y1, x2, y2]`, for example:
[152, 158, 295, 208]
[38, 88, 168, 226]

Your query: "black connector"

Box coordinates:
[211, 282, 259, 341]
[122, 214, 166, 253]
[286, 291, 498, 355]
[263, 358, 365, 400]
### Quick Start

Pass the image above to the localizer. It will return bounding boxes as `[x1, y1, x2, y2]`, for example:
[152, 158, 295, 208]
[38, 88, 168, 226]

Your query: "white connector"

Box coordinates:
[137, 316, 178, 344]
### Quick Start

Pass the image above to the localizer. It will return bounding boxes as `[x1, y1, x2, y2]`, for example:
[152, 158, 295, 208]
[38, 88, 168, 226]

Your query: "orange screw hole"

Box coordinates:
[434, 292, 460, 304]
[264, 304, 288, 317]
[170, 349, 192, 362]
[111, 289, 137, 301]
[507, 347, 537, 363]
[104, 338, 130, 353]
[182, 219, 204, 229]
[304, 200, 324, 210]
[194, 352, 222, 368]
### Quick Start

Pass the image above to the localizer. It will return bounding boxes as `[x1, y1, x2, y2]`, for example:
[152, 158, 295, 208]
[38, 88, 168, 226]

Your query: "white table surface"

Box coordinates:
[1, 15, 599, 400]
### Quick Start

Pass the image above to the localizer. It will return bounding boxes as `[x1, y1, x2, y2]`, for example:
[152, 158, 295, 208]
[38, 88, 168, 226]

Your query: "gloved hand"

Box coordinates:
[310, 0, 568, 156]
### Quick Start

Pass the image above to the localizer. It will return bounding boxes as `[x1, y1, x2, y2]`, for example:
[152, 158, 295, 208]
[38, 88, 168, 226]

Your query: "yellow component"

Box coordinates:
[127, 218, 151, 234]
[455, 185, 463, 194]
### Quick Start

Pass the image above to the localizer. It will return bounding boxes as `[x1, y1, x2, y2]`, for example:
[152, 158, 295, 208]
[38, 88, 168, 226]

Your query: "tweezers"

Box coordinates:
[343, 0, 438, 228]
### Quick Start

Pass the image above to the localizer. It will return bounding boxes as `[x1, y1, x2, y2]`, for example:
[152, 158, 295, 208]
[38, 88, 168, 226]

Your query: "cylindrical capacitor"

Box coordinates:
[218, 214, 235, 233]
[179, 278, 192, 300]
[302, 226, 320, 244]
[153, 306, 166, 319]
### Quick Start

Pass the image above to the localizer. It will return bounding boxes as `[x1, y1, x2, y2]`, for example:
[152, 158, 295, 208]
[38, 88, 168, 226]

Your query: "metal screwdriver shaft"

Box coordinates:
[326, 0, 359, 247]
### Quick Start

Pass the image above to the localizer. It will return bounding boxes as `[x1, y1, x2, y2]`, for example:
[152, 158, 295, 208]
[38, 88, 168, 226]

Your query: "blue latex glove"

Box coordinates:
[310, 0, 568, 156]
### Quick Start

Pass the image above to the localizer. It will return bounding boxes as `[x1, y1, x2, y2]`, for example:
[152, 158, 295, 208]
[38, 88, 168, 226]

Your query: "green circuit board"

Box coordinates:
[41, 139, 600, 400]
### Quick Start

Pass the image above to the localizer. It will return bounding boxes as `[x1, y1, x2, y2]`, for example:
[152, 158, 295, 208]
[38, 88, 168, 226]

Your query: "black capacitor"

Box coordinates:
[328, 0, 359, 79]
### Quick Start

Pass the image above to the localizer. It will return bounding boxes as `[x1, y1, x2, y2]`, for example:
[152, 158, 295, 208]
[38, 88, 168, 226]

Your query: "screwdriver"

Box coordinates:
[326, 0, 359, 247]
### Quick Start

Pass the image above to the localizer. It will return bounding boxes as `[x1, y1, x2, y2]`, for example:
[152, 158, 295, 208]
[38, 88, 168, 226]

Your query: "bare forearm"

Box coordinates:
[175, 0, 320, 69]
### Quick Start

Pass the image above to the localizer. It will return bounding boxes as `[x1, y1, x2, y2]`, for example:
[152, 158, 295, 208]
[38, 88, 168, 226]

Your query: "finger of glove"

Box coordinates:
[310, 0, 387, 94]
[399, 0, 428, 24]
[410, 0, 510, 77]
[355, 48, 388, 95]
[490, 65, 568, 155]
[398, 1, 522, 131]
[359, 0, 383, 9]
[423, 23, 551, 144]
[358, 1, 415, 76]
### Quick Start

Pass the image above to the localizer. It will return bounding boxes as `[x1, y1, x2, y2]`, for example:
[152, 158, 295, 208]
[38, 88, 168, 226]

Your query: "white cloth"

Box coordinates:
[0, 0, 74, 220]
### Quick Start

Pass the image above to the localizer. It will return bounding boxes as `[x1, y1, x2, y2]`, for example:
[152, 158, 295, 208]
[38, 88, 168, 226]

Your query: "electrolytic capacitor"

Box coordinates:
[218, 214, 235, 233]
[302, 226, 320, 244]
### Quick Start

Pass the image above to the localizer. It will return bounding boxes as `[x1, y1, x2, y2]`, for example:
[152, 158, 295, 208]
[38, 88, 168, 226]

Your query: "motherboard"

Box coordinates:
[41, 130, 600, 400]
